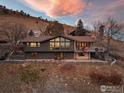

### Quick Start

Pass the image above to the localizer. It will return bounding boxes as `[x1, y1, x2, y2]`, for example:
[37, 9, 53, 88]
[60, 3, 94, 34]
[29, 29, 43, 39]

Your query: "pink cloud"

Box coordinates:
[22, 0, 85, 17]
[89, 0, 124, 22]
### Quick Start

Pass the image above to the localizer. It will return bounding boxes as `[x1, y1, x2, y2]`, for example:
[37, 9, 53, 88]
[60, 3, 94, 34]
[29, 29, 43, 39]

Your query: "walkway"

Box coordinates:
[4, 59, 108, 63]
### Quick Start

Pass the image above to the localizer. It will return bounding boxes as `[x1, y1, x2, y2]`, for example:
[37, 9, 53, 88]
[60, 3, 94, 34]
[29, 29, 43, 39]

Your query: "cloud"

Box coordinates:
[75, 0, 124, 30]
[21, 0, 85, 17]
[87, 0, 124, 23]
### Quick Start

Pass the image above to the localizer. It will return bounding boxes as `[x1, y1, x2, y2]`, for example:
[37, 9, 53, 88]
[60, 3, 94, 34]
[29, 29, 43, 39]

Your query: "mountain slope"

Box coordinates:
[0, 5, 74, 35]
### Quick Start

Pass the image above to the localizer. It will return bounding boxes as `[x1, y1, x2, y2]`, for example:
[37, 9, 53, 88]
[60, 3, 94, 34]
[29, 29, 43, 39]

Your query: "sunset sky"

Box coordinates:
[0, 0, 124, 28]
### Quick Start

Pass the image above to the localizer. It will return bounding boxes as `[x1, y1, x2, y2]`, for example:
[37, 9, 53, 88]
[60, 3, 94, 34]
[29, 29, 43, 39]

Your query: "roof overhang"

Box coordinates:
[20, 35, 96, 43]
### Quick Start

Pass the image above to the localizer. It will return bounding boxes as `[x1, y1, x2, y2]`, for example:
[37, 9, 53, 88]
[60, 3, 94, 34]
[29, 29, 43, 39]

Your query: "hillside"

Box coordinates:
[0, 5, 74, 35]
[0, 62, 123, 93]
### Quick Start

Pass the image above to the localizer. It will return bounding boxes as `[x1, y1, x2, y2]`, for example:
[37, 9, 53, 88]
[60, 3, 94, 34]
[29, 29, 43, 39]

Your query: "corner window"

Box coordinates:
[50, 37, 71, 50]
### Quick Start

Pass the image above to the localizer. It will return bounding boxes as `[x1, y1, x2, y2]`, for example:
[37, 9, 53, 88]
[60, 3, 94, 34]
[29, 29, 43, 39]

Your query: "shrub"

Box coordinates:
[60, 63, 76, 73]
[89, 70, 122, 85]
[20, 65, 40, 83]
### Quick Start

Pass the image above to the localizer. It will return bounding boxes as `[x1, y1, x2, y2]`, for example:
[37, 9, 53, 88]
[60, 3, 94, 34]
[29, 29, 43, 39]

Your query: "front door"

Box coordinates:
[31, 52, 38, 59]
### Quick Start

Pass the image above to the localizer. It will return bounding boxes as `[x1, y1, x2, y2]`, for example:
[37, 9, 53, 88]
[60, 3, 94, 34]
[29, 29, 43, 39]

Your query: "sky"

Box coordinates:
[0, 0, 124, 28]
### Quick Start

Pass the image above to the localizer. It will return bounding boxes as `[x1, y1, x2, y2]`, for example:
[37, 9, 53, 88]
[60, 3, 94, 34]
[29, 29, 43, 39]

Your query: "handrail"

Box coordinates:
[110, 58, 117, 66]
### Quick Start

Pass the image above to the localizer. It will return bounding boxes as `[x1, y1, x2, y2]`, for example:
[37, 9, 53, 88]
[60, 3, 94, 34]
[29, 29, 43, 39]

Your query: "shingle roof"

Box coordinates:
[0, 44, 10, 57]
[20, 36, 54, 42]
[0, 36, 8, 42]
[65, 35, 96, 42]
[20, 35, 96, 43]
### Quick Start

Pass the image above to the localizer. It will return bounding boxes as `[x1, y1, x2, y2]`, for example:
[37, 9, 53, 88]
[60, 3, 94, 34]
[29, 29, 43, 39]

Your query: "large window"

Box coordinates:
[27, 42, 40, 48]
[76, 42, 91, 50]
[50, 37, 71, 50]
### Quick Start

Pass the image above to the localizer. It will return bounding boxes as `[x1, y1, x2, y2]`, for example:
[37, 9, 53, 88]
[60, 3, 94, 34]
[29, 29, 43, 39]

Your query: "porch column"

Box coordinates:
[74, 41, 77, 60]
[88, 52, 91, 60]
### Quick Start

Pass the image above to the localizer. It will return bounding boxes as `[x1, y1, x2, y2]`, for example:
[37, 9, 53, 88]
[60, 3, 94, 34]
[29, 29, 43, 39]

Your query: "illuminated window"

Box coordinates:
[55, 42, 60, 48]
[27, 42, 30, 46]
[30, 43, 37, 47]
[50, 37, 70, 50]
[55, 38, 59, 42]
[66, 42, 70, 48]
[61, 37, 65, 41]
[61, 42, 65, 48]
[77, 42, 91, 50]
[27, 42, 41, 47]
[37, 43, 40, 47]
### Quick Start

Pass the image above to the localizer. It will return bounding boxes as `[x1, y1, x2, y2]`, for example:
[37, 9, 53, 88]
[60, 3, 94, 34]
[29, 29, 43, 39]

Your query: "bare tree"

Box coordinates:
[0, 23, 27, 51]
[94, 18, 123, 56]
[104, 18, 123, 53]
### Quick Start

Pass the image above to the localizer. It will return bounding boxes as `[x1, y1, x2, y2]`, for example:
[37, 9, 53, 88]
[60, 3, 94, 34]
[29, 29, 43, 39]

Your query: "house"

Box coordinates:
[0, 37, 10, 60]
[20, 35, 105, 60]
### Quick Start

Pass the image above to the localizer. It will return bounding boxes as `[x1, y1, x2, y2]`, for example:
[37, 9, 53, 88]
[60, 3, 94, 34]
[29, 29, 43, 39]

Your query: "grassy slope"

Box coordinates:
[0, 62, 123, 93]
[0, 14, 74, 35]
[110, 39, 124, 60]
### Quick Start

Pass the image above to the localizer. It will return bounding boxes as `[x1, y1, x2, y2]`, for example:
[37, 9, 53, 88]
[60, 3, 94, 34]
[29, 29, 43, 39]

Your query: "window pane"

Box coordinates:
[61, 42, 65, 48]
[30, 43, 37, 47]
[61, 37, 65, 41]
[50, 42, 54, 50]
[55, 38, 60, 42]
[65, 39, 70, 42]
[55, 42, 60, 48]
[50, 39, 54, 42]
[66, 42, 70, 48]
[81, 43, 85, 47]
[37, 43, 40, 47]
[27, 43, 30, 46]
[50, 42, 54, 47]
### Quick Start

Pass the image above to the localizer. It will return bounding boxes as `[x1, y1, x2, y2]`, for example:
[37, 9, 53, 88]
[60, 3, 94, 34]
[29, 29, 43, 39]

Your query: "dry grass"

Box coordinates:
[89, 69, 122, 85]
[0, 14, 74, 36]
[0, 62, 123, 93]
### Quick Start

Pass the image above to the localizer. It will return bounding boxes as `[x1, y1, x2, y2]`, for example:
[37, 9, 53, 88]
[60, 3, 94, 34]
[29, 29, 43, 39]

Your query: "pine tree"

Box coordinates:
[75, 19, 86, 36]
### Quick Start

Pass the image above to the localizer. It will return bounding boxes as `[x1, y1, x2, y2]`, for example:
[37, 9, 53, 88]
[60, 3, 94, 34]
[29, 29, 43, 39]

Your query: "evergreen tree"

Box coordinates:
[77, 19, 84, 31]
[98, 25, 105, 41]
[74, 19, 86, 36]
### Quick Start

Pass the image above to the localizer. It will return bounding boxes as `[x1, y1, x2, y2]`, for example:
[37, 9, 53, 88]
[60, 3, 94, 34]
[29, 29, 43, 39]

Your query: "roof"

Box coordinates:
[0, 44, 10, 57]
[65, 35, 96, 42]
[20, 36, 54, 42]
[20, 35, 96, 43]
